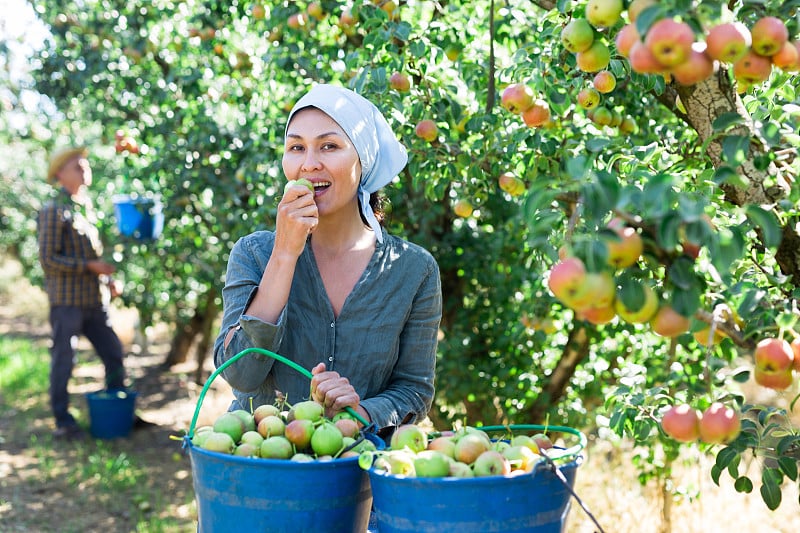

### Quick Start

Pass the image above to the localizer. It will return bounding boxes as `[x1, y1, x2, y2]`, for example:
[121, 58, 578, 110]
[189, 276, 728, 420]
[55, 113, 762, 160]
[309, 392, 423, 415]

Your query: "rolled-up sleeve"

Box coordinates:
[213, 236, 284, 391]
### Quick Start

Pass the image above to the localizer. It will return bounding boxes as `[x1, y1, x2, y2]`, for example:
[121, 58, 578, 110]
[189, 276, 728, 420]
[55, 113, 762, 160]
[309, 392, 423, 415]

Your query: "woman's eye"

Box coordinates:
[321, 143, 338, 151]
[288, 144, 304, 152]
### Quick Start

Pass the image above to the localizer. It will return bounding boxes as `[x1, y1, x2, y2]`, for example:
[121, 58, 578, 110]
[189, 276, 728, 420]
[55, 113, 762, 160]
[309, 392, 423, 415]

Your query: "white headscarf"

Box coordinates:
[286, 84, 408, 243]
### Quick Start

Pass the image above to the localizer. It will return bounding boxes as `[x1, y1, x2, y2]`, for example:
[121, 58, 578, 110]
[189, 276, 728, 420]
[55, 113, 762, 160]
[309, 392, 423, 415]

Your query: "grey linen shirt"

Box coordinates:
[213, 228, 442, 431]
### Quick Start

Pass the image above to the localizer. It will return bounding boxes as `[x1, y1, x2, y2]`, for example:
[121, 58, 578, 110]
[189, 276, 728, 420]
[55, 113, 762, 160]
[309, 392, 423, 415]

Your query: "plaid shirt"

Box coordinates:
[38, 188, 106, 307]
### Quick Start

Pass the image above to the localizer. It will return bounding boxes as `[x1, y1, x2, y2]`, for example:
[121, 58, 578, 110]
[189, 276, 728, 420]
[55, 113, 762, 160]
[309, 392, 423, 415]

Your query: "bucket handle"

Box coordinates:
[478, 424, 587, 462]
[186, 347, 370, 439]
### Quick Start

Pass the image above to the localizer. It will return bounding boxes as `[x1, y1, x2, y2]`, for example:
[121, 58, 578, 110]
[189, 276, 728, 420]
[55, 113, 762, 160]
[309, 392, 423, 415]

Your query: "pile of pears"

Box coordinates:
[360, 424, 556, 478]
[191, 400, 377, 461]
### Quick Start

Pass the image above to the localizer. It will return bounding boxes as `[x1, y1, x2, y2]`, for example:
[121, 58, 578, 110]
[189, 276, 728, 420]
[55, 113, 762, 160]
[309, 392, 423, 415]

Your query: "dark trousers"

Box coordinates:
[49, 305, 126, 428]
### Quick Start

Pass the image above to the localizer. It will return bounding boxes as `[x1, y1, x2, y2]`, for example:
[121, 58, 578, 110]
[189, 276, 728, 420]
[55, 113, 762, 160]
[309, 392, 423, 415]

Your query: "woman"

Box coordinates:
[213, 84, 442, 435]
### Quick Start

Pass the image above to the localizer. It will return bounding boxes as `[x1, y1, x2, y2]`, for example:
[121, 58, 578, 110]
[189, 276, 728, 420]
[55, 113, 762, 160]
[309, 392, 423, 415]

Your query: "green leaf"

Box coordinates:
[710, 464, 723, 485]
[656, 212, 683, 250]
[712, 165, 749, 188]
[760, 473, 783, 511]
[714, 446, 739, 471]
[734, 476, 754, 493]
[712, 112, 744, 132]
[721, 135, 750, 166]
[745, 205, 782, 249]
[778, 456, 798, 481]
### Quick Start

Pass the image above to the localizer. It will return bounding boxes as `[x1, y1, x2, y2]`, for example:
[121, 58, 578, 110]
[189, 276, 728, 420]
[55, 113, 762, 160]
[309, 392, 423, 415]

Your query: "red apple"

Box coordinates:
[251, 4, 266, 20]
[750, 16, 788, 57]
[605, 220, 643, 268]
[629, 41, 665, 73]
[453, 199, 473, 218]
[754, 367, 794, 391]
[733, 50, 773, 84]
[414, 119, 438, 142]
[547, 257, 588, 304]
[284, 418, 315, 449]
[704, 22, 751, 63]
[593, 70, 616, 93]
[569, 271, 616, 312]
[427, 436, 456, 458]
[501, 83, 534, 114]
[626, 0, 656, 23]
[577, 304, 617, 325]
[389, 72, 411, 92]
[754, 337, 794, 373]
[576, 41, 611, 72]
[698, 403, 740, 445]
[771, 41, 799, 70]
[307, 2, 324, 20]
[791, 338, 800, 371]
[615, 24, 640, 58]
[560, 18, 595, 53]
[650, 305, 690, 337]
[522, 99, 551, 127]
[661, 404, 700, 443]
[671, 45, 715, 86]
[338, 10, 356, 35]
[453, 433, 491, 465]
[644, 18, 695, 68]
[585, 0, 624, 29]
[498, 172, 526, 196]
[577, 87, 601, 110]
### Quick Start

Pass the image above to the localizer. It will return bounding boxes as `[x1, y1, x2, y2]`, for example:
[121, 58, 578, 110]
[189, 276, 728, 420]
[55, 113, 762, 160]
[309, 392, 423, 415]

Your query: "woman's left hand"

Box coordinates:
[310, 363, 360, 418]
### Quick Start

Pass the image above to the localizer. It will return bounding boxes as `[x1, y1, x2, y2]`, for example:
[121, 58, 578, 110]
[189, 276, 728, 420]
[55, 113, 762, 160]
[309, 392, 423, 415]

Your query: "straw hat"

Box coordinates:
[47, 146, 88, 184]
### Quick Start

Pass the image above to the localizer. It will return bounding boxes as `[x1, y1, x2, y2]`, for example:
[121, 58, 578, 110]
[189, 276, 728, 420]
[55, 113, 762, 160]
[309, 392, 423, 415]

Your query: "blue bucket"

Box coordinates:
[113, 194, 163, 240]
[188, 434, 383, 533]
[185, 347, 385, 533]
[85, 389, 138, 439]
[367, 425, 585, 533]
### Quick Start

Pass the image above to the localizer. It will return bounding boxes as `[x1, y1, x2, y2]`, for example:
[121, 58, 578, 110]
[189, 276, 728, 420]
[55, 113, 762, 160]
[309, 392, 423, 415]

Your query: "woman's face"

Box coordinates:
[283, 107, 362, 217]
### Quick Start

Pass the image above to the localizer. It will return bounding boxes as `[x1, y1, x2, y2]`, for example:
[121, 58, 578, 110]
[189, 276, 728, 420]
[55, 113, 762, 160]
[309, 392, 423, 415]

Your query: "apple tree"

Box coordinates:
[18, 0, 800, 513]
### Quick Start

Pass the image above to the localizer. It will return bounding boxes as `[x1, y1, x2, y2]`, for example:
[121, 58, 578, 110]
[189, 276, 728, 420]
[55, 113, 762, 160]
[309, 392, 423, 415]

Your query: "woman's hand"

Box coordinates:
[274, 185, 318, 258]
[310, 363, 361, 419]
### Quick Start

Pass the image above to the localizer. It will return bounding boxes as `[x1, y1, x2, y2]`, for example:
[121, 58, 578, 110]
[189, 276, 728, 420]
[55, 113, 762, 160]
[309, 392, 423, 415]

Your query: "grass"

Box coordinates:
[0, 333, 196, 533]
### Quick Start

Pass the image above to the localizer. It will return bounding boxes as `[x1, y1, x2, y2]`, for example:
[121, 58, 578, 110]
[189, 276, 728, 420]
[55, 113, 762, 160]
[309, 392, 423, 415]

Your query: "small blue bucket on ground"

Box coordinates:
[86, 389, 138, 439]
[113, 194, 163, 240]
[184, 347, 383, 533]
[367, 425, 585, 533]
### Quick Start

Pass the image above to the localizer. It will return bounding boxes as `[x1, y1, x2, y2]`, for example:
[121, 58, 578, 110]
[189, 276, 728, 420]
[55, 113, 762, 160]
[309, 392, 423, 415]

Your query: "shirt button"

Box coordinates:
[328, 356, 334, 362]
[330, 322, 334, 328]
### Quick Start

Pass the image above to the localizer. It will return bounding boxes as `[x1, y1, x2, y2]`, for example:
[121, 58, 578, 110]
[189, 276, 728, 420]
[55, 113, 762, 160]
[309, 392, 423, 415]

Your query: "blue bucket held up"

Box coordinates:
[184, 347, 382, 533]
[367, 425, 586, 533]
[113, 194, 163, 240]
[86, 389, 138, 439]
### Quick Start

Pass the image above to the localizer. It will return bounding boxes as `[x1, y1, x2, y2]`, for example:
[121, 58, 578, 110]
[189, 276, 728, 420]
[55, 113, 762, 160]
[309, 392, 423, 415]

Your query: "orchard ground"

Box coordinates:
[0, 257, 798, 533]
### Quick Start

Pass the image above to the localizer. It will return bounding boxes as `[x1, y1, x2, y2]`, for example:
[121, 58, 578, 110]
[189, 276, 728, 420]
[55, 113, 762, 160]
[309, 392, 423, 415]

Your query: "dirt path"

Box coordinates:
[0, 268, 233, 532]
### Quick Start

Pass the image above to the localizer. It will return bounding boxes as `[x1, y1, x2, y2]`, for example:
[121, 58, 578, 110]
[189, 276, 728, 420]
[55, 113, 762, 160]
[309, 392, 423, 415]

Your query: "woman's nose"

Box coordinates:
[301, 150, 322, 171]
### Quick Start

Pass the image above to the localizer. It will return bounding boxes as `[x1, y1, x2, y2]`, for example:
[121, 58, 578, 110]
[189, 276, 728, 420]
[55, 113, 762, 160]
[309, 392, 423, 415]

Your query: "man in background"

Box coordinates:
[37, 146, 131, 440]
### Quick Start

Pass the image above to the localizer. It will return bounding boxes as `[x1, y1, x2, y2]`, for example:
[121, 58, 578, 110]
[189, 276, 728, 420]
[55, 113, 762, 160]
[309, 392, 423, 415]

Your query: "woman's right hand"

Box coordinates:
[274, 184, 318, 258]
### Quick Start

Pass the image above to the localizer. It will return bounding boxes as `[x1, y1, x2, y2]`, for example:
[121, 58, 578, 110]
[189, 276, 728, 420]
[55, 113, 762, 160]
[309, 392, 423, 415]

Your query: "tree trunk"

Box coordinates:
[193, 288, 219, 384]
[661, 68, 799, 285]
[164, 311, 204, 367]
[525, 325, 591, 423]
